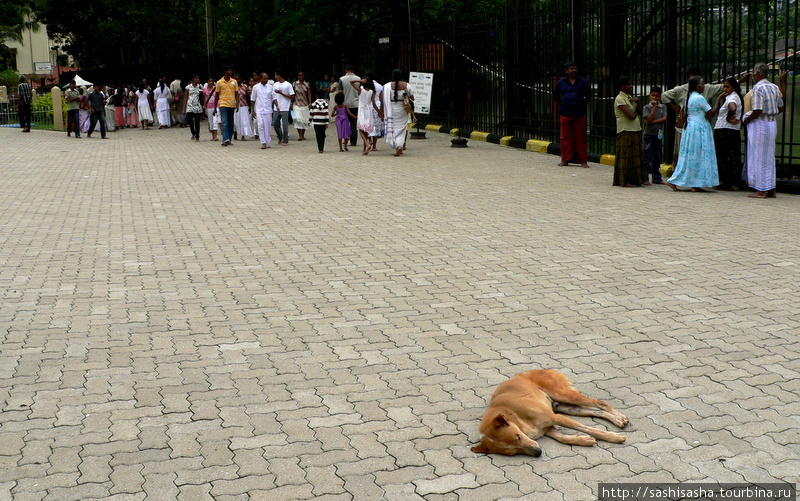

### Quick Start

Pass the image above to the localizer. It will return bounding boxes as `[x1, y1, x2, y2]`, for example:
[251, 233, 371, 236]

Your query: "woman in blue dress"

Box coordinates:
[668, 76, 719, 192]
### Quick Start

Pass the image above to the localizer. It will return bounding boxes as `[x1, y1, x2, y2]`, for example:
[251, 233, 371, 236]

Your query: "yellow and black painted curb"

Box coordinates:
[414, 123, 615, 166]
[407, 122, 800, 193]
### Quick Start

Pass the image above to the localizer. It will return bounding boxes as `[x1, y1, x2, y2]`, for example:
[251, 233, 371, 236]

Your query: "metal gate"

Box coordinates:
[388, 0, 798, 179]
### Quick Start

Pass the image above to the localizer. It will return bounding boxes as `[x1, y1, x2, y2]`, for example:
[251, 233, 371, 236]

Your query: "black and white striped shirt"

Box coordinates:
[310, 99, 330, 125]
[17, 83, 33, 105]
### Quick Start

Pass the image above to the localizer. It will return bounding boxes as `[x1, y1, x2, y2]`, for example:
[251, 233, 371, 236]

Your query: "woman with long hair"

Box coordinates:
[104, 86, 117, 132]
[78, 87, 91, 133]
[350, 77, 381, 155]
[292, 71, 312, 141]
[114, 85, 127, 129]
[154, 79, 172, 129]
[709, 77, 743, 190]
[383, 69, 415, 156]
[135, 81, 154, 129]
[233, 74, 252, 140]
[203, 78, 219, 141]
[126, 85, 139, 128]
[667, 76, 719, 191]
[366, 70, 384, 151]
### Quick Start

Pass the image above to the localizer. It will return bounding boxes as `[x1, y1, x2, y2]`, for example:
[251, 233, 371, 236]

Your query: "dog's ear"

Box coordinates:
[471, 443, 490, 454]
[492, 414, 509, 429]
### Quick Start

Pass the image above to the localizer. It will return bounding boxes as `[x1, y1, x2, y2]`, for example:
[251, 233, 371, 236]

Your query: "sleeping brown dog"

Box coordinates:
[471, 369, 629, 456]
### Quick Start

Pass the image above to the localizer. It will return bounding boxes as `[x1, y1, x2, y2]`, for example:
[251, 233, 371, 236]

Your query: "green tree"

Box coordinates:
[31, 0, 506, 78]
[0, 0, 39, 70]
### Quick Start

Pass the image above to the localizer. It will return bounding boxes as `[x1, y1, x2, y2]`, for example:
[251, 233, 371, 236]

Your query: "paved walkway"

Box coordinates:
[1, 126, 799, 501]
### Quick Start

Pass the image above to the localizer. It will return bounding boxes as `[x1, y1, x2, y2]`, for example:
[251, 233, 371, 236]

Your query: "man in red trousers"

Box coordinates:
[553, 62, 591, 168]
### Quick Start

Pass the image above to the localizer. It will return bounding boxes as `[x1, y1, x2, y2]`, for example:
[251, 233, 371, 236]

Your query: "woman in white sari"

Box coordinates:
[154, 80, 172, 128]
[383, 69, 415, 156]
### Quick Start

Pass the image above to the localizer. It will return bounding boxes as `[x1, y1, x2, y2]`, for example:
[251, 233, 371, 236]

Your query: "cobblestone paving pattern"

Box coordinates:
[1, 127, 799, 500]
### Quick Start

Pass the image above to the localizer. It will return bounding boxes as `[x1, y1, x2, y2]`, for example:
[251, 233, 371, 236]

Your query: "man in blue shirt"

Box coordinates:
[553, 62, 591, 168]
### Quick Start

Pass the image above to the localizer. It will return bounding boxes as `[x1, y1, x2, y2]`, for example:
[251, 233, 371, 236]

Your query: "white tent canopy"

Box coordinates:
[63, 74, 93, 88]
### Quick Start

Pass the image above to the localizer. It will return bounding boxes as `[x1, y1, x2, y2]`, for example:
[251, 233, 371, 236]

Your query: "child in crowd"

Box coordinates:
[310, 88, 330, 153]
[332, 92, 355, 152]
[642, 86, 667, 184]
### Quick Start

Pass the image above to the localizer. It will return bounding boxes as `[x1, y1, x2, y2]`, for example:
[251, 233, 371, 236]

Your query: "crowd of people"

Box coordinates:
[554, 61, 789, 198]
[13, 61, 790, 196]
[58, 65, 418, 155]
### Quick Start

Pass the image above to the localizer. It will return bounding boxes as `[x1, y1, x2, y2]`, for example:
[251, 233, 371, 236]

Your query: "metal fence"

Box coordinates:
[378, 0, 799, 179]
[0, 94, 56, 130]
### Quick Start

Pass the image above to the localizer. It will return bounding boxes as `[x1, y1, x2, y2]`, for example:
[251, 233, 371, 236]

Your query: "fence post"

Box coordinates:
[52, 86, 64, 131]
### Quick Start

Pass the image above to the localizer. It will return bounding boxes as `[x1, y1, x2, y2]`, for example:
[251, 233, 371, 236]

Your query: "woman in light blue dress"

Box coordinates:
[668, 76, 719, 192]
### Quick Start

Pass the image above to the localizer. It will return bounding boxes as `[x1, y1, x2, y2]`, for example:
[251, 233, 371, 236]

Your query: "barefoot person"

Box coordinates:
[203, 78, 219, 141]
[351, 77, 381, 155]
[667, 76, 719, 192]
[612, 77, 646, 187]
[553, 62, 591, 168]
[292, 71, 312, 141]
[741, 63, 787, 199]
[251, 72, 276, 149]
[332, 92, 354, 152]
[383, 69, 415, 157]
[135, 82, 154, 130]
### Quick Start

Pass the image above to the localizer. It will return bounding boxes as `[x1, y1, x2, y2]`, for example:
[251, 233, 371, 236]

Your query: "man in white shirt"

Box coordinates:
[272, 69, 295, 145]
[251, 72, 277, 149]
[339, 64, 360, 146]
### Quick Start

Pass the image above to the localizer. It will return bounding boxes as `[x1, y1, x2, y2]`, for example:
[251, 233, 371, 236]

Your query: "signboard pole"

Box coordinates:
[408, 72, 433, 139]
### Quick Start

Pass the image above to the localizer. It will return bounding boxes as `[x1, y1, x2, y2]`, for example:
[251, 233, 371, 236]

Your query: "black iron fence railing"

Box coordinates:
[375, 0, 798, 180]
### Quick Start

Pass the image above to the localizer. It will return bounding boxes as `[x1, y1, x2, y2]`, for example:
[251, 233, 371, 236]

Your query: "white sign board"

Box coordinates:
[409, 72, 433, 114]
[378, 37, 390, 44]
[34, 62, 53, 73]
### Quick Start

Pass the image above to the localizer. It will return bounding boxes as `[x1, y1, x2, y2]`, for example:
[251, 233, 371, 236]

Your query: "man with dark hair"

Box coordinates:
[65, 80, 81, 138]
[339, 64, 361, 146]
[252, 72, 276, 150]
[215, 65, 238, 146]
[272, 69, 295, 145]
[17, 75, 33, 133]
[553, 62, 591, 168]
[86, 83, 107, 139]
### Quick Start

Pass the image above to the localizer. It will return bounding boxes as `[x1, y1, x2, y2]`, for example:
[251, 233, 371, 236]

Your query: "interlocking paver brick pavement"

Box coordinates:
[2, 126, 799, 499]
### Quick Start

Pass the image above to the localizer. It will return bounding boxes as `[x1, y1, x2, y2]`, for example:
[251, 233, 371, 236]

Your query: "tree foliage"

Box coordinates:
[1, 0, 39, 69]
[32, 0, 505, 80]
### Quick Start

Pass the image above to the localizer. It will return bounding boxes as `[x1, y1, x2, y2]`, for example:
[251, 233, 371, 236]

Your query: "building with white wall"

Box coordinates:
[5, 21, 72, 84]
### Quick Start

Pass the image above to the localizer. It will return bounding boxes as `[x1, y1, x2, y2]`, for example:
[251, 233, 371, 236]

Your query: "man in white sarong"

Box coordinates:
[742, 62, 787, 199]
[251, 72, 276, 149]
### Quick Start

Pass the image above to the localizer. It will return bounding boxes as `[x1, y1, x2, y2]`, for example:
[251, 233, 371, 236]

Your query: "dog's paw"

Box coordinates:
[608, 431, 626, 443]
[611, 414, 629, 429]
